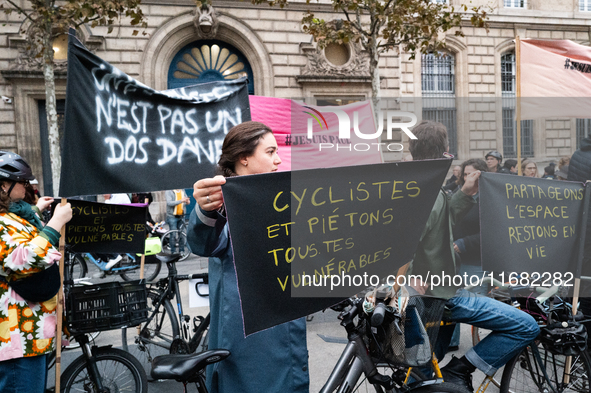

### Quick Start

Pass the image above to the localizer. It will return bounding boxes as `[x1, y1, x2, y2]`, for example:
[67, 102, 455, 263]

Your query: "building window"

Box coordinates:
[421, 53, 457, 156]
[581, 0, 591, 11]
[504, 0, 526, 7]
[577, 119, 591, 148]
[168, 40, 254, 94]
[501, 52, 533, 158]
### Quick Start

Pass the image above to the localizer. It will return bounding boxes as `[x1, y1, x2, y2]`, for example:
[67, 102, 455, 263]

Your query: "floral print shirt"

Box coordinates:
[0, 212, 62, 361]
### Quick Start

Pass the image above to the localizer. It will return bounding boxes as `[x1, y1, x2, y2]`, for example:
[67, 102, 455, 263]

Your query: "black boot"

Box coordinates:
[440, 356, 474, 393]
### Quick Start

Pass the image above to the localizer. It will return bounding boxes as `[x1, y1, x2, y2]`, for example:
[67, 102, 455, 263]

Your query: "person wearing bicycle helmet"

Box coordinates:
[0, 151, 72, 393]
[485, 150, 510, 174]
[187, 122, 309, 393]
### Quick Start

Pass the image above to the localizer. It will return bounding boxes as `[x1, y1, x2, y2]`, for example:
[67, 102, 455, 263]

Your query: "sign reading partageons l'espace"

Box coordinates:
[480, 173, 585, 279]
[222, 160, 450, 335]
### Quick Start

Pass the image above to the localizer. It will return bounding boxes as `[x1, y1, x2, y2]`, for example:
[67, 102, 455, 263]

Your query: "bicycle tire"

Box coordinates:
[500, 340, 591, 393]
[119, 254, 161, 282]
[67, 253, 87, 280]
[60, 346, 147, 393]
[161, 230, 192, 261]
[122, 289, 180, 375]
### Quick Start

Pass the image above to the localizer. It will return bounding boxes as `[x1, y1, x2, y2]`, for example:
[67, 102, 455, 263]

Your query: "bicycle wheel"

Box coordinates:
[66, 253, 87, 280]
[161, 230, 192, 261]
[122, 289, 180, 375]
[60, 346, 147, 393]
[119, 254, 161, 282]
[500, 341, 591, 393]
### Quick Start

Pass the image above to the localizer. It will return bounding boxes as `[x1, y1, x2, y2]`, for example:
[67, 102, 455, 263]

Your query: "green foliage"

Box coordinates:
[299, 0, 489, 59]
[1, 0, 148, 60]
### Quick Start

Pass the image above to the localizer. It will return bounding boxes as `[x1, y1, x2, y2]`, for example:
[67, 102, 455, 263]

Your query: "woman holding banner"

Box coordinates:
[187, 122, 309, 393]
[0, 151, 72, 393]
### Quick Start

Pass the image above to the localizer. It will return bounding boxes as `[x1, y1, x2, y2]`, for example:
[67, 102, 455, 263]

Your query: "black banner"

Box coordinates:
[54, 199, 146, 253]
[60, 34, 250, 197]
[480, 173, 585, 277]
[222, 160, 450, 335]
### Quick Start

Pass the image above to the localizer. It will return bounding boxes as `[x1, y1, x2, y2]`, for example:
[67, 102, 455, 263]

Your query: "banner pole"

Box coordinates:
[564, 182, 590, 384]
[136, 198, 148, 338]
[516, 36, 522, 176]
[55, 198, 67, 393]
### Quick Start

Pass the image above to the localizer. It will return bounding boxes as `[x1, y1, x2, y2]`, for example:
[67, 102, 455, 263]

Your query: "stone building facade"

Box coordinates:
[1, 0, 591, 202]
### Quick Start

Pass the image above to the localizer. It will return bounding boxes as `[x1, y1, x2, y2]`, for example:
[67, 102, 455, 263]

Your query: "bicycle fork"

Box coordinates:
[320, 335, 395, 393]
[76, 335, 109, 393]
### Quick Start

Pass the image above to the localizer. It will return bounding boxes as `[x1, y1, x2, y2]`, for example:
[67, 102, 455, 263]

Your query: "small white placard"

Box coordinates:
[189, 278, 210, 308]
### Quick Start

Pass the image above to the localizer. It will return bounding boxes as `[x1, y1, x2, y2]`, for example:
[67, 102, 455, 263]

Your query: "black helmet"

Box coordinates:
[485, 150, 503, 163]
[0, 151, 35, 182]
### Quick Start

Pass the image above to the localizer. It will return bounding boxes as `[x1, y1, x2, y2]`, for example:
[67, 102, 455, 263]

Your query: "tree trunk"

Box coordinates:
[368, 41, 382, 143]
[42, 35, 61, 197]
[369, 43, 381, 108]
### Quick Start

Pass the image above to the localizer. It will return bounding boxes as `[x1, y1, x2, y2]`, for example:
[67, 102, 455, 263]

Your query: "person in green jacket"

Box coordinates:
[407, 121, 539, 393]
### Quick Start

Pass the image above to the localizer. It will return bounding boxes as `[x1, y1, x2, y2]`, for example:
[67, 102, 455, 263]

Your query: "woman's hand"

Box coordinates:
[46, 203, 73, 232]
[194, 176, 226, 211]
[36, 197, 54, 212]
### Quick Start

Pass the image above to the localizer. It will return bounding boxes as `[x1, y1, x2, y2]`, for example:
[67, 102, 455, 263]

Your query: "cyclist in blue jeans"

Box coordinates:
[407, 121, 539, 392]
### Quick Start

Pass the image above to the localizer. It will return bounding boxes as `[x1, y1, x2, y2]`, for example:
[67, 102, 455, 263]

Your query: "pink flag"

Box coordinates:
[521, 39, 591, 119]
[249, 96, 383, 171]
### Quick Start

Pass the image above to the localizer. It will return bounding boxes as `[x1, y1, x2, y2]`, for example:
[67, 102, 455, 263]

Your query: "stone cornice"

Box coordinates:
[0, 69, 67, 80]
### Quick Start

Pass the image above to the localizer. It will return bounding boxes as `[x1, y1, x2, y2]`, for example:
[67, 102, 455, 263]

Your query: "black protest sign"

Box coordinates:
[56, 200, 146, 253]
[60, 35, 250, 197]
[223, 160, 450, 335]
[480, 173, 585, 278]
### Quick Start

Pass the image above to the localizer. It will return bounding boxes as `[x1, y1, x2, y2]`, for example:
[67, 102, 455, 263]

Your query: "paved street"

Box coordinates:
[49, 253, 498, 392]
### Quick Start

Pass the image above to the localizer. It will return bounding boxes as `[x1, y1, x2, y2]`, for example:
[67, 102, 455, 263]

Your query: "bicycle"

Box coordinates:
[160, 229, 192, 262]
[121, 254, 210, 375]
[45, 247, 148, 393]
[469, 277, 591, 393]
[66, 237, 163, 282]
[320, 294, 469, 393]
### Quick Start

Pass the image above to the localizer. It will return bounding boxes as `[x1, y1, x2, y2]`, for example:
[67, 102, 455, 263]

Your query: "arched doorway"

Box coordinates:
[167, 40, 254, 94]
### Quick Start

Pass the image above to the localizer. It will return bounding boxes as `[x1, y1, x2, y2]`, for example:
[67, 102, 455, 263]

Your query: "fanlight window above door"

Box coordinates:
[168, 40, 254, 93]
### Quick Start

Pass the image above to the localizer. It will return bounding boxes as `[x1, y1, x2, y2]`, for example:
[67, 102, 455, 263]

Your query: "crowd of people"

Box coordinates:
[0, 118, 589, 393]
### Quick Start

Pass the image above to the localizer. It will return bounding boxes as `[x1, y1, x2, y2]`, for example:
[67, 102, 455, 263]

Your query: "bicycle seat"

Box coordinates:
[155, 254, 183, 264]
[151, 350, 230, 382]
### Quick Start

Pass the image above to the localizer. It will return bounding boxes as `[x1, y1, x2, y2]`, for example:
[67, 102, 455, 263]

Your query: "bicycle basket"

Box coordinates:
[365, 296, 447, 367]
[66, 280, 148, 334]
[540, 321, 588, 356]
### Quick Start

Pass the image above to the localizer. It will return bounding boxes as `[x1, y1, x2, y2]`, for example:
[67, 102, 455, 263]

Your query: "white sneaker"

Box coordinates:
[105, 255, 123, 270]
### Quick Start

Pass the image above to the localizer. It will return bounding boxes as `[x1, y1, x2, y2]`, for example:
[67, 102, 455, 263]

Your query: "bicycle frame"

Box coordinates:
[141, 259, 208, 349]
[321, 335, 383, 392]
